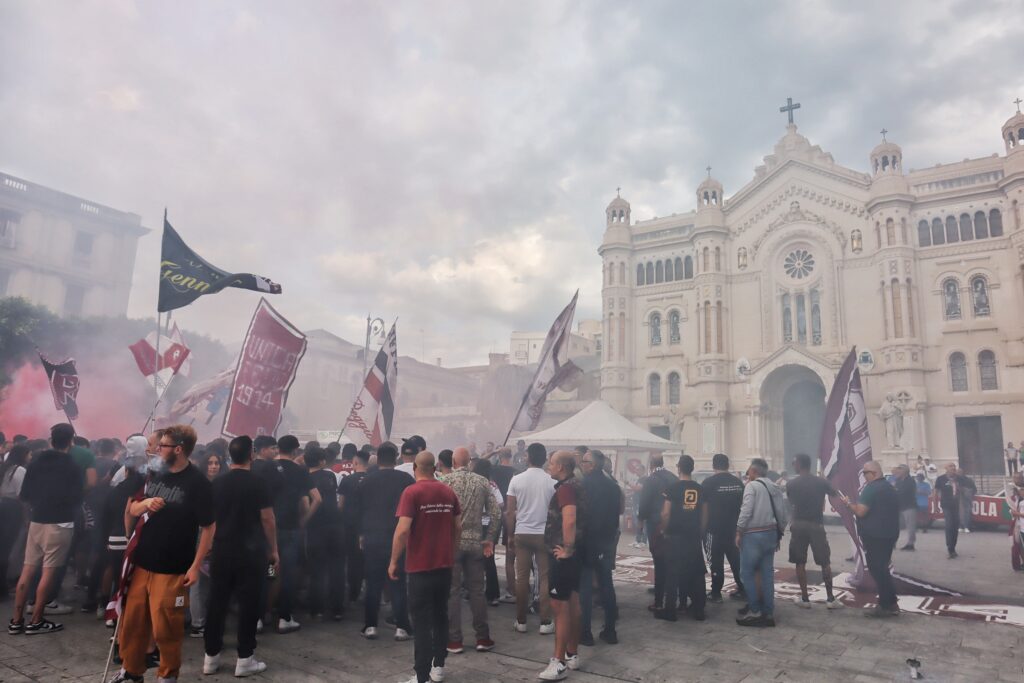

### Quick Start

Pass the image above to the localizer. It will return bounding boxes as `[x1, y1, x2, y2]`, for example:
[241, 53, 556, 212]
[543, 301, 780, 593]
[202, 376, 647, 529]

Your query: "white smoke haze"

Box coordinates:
[0, 0, 1021, 366]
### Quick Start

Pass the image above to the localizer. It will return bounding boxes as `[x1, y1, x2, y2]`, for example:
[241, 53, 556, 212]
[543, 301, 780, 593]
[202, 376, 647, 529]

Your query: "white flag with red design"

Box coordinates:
[128, 327, 192, 395]
[342, 323, 397, 447]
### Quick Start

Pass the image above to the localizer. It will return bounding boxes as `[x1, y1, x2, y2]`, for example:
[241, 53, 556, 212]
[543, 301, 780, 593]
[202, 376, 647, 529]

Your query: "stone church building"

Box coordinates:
[599, 103, 1024, 478]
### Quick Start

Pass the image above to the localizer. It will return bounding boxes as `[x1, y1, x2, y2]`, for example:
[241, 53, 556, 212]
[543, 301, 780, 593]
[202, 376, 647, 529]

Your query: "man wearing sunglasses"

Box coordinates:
[841, 460, 899, 618]
[110, 425, 214, 683]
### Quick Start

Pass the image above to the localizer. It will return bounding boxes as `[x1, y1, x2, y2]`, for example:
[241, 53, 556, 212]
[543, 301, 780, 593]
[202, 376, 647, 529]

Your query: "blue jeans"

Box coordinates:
[579, 541, 618, 634]
[740, 530, 777, 617]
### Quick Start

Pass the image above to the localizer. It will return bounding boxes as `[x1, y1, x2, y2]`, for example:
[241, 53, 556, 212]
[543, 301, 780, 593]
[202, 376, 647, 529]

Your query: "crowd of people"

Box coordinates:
[0, 422, 997, 683]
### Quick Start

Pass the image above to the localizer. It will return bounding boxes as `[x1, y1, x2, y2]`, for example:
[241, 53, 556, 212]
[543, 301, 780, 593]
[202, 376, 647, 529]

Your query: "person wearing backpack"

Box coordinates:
[735, 458, 787, 628]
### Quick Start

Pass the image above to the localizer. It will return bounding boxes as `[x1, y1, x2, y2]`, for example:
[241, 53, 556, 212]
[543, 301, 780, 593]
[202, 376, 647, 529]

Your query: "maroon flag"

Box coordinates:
[39, 353, 80, 421]
[222, 298, 307, 438]
[105, 490, 147, 621]
[818, 347, 873, 586]
[509, 290, 581, 434]
[342, 323, 397, 447]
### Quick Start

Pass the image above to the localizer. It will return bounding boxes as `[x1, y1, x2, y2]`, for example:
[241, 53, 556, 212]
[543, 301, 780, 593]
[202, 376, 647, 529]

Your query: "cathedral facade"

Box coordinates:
[598, 105, 1024, 478]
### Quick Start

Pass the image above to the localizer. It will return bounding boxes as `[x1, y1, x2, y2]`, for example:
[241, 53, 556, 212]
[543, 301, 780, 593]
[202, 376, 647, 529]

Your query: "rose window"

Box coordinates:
[784, 249, 815, 279]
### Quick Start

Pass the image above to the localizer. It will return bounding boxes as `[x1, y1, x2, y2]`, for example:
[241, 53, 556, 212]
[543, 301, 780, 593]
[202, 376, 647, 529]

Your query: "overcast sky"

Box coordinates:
[2, 0, 1022, 366]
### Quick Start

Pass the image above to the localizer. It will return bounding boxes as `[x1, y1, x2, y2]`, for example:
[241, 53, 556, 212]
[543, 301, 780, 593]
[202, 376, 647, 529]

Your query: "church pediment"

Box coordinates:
[747, 344, 842, 396]
[748, 199, 848, 259]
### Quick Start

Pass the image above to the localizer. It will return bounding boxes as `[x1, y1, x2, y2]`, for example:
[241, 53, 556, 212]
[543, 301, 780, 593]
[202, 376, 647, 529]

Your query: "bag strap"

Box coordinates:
[756, 479, 783, 535]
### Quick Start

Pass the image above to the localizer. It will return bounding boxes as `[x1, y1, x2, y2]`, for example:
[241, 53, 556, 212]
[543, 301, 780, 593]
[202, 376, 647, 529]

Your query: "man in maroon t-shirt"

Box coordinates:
[390, 452, 462, 683]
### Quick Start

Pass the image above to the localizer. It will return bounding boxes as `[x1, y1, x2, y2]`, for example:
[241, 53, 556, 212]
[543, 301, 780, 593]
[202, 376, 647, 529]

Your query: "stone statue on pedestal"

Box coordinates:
[878, 393, 904, 450]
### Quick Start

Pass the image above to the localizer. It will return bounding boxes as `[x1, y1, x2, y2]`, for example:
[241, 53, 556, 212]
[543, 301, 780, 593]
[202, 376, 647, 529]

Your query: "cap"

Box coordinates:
[401, 435, 426, 453]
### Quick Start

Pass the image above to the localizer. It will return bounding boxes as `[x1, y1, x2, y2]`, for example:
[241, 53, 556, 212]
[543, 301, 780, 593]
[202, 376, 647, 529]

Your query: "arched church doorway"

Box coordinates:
[760, 365, 826, 470]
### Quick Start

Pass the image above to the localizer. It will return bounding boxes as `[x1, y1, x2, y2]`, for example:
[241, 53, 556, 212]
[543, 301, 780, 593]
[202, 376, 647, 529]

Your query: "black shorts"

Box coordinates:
[548, 554, 581, 601]
[788, 520, 831, 566]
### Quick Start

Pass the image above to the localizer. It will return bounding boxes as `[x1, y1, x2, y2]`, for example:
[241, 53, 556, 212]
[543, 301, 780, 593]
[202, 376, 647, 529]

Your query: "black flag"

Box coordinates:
[39, 353, 80, 420]
[158, 218, 282, 312]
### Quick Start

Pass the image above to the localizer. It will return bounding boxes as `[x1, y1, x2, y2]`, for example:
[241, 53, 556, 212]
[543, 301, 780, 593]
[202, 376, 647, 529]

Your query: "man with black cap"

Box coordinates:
[202, 436, 278, 677]
[397, 436, 426, 478]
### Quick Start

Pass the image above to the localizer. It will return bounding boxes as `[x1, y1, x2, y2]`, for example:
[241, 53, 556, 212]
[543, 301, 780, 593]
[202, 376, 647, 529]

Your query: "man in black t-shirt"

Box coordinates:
[701, 453, 745, 602]
[491, 448, 517, 603]
[305, 446, 345, 620]
[842, 460, 900, 617]
[785, 454, 841, 609]
[266, 435, 320, 634]
[656, 455, 707, 622]
[9, 423, 83, 636]
[892, 465, 918, 551]
[203, 436, 278, 678]
[579, 449, 622, 645]
[357, 441, 413, 639]
[638, 455, 678, 611]
[112, 425, 214, 683]
[338, 451, 368, 603]
[932, 462, 962, 558]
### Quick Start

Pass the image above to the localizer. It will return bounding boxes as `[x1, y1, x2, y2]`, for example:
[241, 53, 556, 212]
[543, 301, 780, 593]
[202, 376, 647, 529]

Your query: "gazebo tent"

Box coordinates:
[525, 400, 681, 452]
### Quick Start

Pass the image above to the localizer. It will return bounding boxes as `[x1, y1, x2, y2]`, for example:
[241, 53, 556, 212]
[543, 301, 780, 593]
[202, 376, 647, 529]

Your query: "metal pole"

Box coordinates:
[363, 313, 371, 379]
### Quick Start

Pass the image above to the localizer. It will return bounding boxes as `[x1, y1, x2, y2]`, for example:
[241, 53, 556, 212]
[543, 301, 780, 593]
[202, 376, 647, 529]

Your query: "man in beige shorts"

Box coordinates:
[8, 423, 83, 635]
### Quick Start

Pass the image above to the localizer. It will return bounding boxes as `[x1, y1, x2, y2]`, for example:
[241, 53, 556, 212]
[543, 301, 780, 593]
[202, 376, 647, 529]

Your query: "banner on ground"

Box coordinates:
[159, 217, 282, 312]
[342, 323, 397, 447]
[510, 290, 581, 433]
[39, 353, 80, 421]
[818, 347, 873, 587]
[222, 299, 307, 438]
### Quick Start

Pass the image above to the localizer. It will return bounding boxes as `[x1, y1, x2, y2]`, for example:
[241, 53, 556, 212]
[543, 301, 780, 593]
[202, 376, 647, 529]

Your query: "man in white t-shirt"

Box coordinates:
[506, 443, 556, 634]
[395, 436, 425, 478]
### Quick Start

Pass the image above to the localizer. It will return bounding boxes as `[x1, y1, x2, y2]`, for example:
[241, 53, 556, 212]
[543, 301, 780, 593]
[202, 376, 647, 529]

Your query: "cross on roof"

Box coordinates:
[779, 97, 801, 125]
[1016, 97, 1023, 114]
[880, 128, 888, 142]
[706, 165, 712, 178]
[616, 187, 621, 198]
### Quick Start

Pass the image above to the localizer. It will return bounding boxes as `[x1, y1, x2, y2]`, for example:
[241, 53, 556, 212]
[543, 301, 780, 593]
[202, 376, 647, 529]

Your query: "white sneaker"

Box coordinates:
[566, 653, 580, 671]
[203, 653, 221, 675]
[538, 621, 554, 635]
[96, 606, 106, 619]
[500, 592, 516, 603]
[256, 619, 263, 634]
[538, 658, 568, 681]
[45, 601, 73, 615]
[964, 528, 971, 534]
[430, 666, 446, 682]
[234, 656, 267, 677]
[826, 598, 844, 610]
[793, 596, 812, 609]
[394, 628, 411, 641]
[362, 626, 378, 639]
[277, 617, 300, 633]
[513, 620, 527, 633]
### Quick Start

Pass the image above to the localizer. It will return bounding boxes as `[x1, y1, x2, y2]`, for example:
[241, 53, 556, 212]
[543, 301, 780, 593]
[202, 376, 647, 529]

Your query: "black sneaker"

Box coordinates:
[729, 590, 747, 601]
[189, 625, 204, 638]
[735, 612, 764, 627]
[762, 615, 776, 627]
[598, 629, 618, 645]
[7, 619, 24, 635]
[80, 602, 97, 613]
[579, 631, 595, 647]
[24, 619, 63, 635]
[653, 609, 677, 622]
[145, 649, 160, 669]
[692, 610, 706, 622]
[706, 592, 723, 604]
[948, 551, 958, 559]
[737, 604, 751, 617]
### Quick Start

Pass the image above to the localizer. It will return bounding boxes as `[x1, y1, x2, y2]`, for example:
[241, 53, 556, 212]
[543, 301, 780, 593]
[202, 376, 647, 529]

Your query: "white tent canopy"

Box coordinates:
[525, 400, 681, 451]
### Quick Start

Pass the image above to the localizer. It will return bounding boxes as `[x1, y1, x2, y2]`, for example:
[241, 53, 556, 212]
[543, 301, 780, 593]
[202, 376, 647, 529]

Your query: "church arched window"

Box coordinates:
[637, 264, 645, 286]
[949, 352, 968, 392]
[810, 288, 822, 345]
[931, 218, 945, 245]
[702, 247, 709, 273]
[886, 218, 896, 246]
[649, 312, 662, 346]
[669, 310, 680, 344]
[618, 262, 625, 285]
[606, 313, 613, 360]
[979, 350, 998, 390]
[655, 261, 664, 283]
[667, 372, 680, 405]
[782, 294, 793, 343]
[943, 278, 961, 320]
[649, 373, 661, 406]
[891, 279, 903, 338]
[715, 301, 724, 353]
[665, 259, 674, 281]
[646, 262, 654, 284]
[945, 216, 959, 244]
[906, 278, 916, 337]
[990, 209, 1004, 237]
[703, 301, 711, 353]
[674, 257, 683, 281]
[960, 213, 973, 242]
[714, 247, 722, 272]
[970, 276, 991, 317]
[796, 293, 807, 344]
[974, 211, 989, 239]
[618, 312, 625, 361]
[684, 255, 694, 279]
[901, 218, 908, 244]
[917, 220, 930, 247]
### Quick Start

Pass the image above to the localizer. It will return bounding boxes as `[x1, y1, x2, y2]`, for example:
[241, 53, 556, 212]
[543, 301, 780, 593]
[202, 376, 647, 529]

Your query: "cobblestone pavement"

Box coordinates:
[1, 526, 1022, 682]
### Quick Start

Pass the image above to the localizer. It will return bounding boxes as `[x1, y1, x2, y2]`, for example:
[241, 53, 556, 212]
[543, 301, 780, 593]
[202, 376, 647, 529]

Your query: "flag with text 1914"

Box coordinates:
[511, 290, 581, 432]
[342, 323, 397, 447]
[818, 347, 873, 587]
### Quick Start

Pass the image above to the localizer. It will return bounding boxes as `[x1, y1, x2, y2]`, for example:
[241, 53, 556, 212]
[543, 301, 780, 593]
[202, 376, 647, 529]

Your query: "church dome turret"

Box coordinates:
[606, 190, 631, 225]
[1002, 101, 1024, 154]
[601, 189, 632, 248]
[870, 131, 902, 176]
[697, 173, 723, 210]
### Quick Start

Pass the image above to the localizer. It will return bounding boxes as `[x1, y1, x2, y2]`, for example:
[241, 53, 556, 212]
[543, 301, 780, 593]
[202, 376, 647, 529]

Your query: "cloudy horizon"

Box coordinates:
[2, 0, 1022, 367]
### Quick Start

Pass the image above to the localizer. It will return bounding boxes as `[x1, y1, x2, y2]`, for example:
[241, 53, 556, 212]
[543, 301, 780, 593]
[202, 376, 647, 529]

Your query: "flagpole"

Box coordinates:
[502, 382, 533, 448]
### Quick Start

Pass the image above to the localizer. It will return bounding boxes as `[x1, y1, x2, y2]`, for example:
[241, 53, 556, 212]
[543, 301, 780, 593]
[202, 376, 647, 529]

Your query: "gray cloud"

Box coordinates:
[1, 0, 1021, 364]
